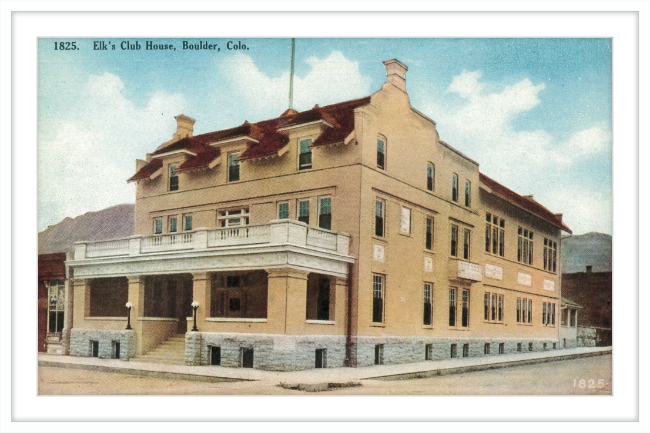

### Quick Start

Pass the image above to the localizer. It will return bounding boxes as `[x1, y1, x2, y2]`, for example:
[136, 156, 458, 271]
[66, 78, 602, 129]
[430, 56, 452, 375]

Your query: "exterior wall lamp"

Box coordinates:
[125, 302, 133, 330]
[191, 301, 200, 332]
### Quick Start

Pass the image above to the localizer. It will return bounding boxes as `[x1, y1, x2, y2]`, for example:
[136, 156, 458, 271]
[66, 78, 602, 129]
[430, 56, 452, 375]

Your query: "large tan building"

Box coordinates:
[66, 59, 572, 370]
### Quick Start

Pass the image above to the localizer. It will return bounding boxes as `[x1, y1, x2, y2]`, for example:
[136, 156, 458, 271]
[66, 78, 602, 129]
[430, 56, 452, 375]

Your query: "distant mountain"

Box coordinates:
[38, 204, 135, 254]
[561, 232, 612, 274]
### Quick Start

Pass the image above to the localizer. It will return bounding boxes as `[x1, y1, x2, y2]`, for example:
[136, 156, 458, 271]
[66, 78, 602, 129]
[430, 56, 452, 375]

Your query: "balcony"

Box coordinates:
[448, 258, 482, 282]
[70, 220, 353, 279]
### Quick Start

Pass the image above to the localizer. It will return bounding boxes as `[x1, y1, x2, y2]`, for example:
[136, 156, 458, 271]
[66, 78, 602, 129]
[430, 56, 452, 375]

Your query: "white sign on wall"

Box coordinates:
[484, 263, 503, 280]
[517, 272, 532, 286]
[373, 244, 385, 262]
[543, 279, 555, 291]
[457, 261, 482, 281]
[400, 207, 411, 233]
[424, 257, 433, 272]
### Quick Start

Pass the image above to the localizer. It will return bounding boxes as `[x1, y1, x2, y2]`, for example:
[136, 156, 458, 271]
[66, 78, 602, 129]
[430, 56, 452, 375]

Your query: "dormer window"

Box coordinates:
[228, 152, 240, 182]
[169, 164, 179, 191]
[377, 137, 386, 170]
[298, 138, 312, 170]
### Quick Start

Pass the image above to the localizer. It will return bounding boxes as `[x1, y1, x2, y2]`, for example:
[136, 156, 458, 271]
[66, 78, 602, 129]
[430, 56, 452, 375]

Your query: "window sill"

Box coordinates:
[516, 322, 534, 326]
[206, 318, 268, 323]
[448, 327, 470, 331]
[422, 325, 434, 329]
[370, 323, 386, 328]
[138, 317, 178, 322]
[398, 232, 412, 237]
[305, 320, 335, 325]
[84, 317, 127, 321]
[372, 236, 387, 243]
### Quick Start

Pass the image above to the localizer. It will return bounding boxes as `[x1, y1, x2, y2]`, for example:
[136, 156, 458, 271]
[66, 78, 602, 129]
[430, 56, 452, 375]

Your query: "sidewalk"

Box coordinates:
[38, 346, 611, 389]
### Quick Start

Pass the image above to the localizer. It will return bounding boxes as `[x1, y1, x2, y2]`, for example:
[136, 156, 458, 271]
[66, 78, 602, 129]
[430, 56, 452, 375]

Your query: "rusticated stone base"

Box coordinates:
[69, 329, 136, 360]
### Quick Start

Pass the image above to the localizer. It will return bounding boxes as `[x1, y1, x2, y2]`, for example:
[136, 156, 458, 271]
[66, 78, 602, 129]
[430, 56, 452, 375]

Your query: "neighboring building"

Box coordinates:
[66, 59, 571, 370]
[38, 204, 134, 354]
[562, 267, 612, 347]
[560, 297, 582, 349]
[38, 253, 67, 353]
[561, 232, 611, 273]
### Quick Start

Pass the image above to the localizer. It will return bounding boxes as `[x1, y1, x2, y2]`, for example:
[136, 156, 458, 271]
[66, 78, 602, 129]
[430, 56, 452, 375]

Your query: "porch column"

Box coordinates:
[284, 269, 309, 335]
[71, 279, 88, 329]
[333, 276, 348, 325]
[62, 252, 74, 355]
[191, 273, 211, 330]
[127, 276, 145, 355]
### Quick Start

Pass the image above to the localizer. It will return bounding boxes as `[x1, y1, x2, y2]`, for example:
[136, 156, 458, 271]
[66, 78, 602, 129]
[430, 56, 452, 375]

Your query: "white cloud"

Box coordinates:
[220, 51, 372, 117]
[423, 70, 611, 234]
[38, 72, 186, 230]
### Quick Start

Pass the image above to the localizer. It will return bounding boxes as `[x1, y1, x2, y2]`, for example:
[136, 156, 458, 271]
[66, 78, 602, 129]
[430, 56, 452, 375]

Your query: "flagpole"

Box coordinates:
[289, 38, 295, 110]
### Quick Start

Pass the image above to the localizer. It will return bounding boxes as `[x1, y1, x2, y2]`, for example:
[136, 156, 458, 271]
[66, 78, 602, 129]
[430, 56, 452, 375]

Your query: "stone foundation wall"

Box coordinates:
[577, 327, 597, 347]
[185, 332, 347, 371]
[70, 329, 136, 360]
[184, 332, 561, 371]
[352, 336, 561, 367]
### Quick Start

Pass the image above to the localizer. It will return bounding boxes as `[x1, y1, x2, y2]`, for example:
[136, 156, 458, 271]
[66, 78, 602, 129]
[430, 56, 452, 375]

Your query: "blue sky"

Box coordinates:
[38, 38, 612, 235]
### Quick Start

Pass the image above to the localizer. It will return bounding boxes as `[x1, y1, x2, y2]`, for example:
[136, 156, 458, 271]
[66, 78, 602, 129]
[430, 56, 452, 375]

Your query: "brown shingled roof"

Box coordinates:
[480, 173, 572, 233]
[127, 158, 162, 182]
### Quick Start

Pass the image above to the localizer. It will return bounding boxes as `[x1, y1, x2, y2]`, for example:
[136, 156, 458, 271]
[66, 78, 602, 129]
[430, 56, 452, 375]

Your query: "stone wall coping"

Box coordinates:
[138, 317, 179, 322]
[305, 320, 336, 325]
[205, 318, 268, 323]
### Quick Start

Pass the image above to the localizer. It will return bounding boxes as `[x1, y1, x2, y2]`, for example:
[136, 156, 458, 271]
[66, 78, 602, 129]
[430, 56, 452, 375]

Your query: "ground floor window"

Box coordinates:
[499, 343, 505, 354]
[315, 348, 327, 368]
[374, 344, 384, 365]
[425, 344, 433, 360]
[210, 346, 221, 366]
[241, 348, 254, 368]
[463, 343, 469, 357]
[451, 343, 457, 358]
[88, 277, 128, 317]
[47, 280, 65, 334]
[211, 271, 268, 319]
[484, 343, 490, 355]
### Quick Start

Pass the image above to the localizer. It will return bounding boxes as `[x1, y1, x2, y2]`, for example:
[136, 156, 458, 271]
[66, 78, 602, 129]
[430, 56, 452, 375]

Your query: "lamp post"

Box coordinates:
[125, 302, 133, 330]
[191, 301, 199, 332]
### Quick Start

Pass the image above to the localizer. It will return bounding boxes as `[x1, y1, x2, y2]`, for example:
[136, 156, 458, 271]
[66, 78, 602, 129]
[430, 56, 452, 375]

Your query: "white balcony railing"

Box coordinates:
[73, 220, 351, 260]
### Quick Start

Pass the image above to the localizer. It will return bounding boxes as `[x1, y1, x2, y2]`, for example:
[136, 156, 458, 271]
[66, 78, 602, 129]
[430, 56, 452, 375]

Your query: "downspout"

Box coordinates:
[345, 261, 353, 366]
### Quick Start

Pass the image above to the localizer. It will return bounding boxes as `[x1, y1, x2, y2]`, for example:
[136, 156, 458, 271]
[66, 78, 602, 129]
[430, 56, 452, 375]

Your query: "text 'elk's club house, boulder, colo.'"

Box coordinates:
[64, 59, 572, 371]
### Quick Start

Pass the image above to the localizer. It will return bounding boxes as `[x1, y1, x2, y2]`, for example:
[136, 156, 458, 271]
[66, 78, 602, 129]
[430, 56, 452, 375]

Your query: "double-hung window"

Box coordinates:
[169, 164, 179, 191]
[377, 137, 386, 170]
[542, 301, 556, 326]
[47, 281, 65, 334]
[297, 199, 310, 224]
[517, 297, 533, 324]
[228, 152, 240, 182]
[518, 227, 534, 265]
[169, 215, 178, 233]
[318, 196, 332, 230]
[375, 198, 385, 237]
[277, 202, 289, 219]
[484, 292, 505, 323]
[427, 163, 435, 191]
[543, 238, 558, 272]
[425, 217, 434, 250]
[449, 288, 457, 327]
[153, 217, 163, 234]
[461, 289, 470, 328]
[463, 228, 471, 260]
[452, 173, 459, 202]
[485, 213, 505, 257]
[218, 208, 249, 228]
[423, 283, 433, 326]
[183, 214, 193, 231]
[464, 180, 471, 207]
[450, 224, 459, 257]
[298, 138, 312, 170]
[372, 274, 385, 323]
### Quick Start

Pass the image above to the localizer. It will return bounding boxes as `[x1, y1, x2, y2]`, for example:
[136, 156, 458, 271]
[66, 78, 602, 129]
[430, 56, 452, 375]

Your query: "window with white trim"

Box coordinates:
[542, 301, 556, 326]
[423, 283, 433, 326]
[377, 136, 386, 170]
[452, 173, 459, 202]
[375, 198, 385, 238]
[277, 201, 289, 220]
[218, 208, 249, 228]
[318, 196, 332, 230]
[298, 137, 312, 170]
[485, 213, 505, 257]
[169, 163, 179, 191]
[516, 297, 533, 324]
[484, 291, 504, 323]
[463, 228, 471, 260]
[47, 280, 65, 334]
[183, 214, 193, 231]
[543, 238, 557, 272]
[168, 215, 178, 233]
[153, 217, 163, 234]
[372, 274, 385, 323]
[228, 152, 240, 182]
[448, 287, 457, 327]
[425, 217, 434, 251]
[450, 224, 459, 257]
[518, 227, 534, 265]
[297, 199, 310, 224]
[464, 180, 471, 207]
[427, 163, 435, 191]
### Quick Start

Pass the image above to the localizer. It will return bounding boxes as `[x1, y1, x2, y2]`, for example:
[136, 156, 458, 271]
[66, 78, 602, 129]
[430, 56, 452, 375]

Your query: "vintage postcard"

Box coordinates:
[36, 36, 613, 398]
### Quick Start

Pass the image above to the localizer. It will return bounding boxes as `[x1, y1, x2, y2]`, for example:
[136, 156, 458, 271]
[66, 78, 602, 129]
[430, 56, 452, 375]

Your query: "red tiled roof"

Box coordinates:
[127, 96, 371, 177]
[38, 253, 66, 281]
[127, 158, 162, 182]
[479, 173, 572, 233]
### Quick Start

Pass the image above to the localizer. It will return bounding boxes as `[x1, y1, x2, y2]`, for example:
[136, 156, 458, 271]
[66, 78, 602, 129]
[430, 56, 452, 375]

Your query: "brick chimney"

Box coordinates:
[173, 114, 195, 140]
[383, 59, 408, 92]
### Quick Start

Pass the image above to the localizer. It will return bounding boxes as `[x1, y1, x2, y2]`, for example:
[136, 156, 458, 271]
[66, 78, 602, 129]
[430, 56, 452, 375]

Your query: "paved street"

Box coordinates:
[38, 353, 611, 395]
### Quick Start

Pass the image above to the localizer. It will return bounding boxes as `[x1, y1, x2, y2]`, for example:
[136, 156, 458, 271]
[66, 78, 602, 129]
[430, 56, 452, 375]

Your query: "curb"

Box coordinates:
[38, 360, 244, 384]
[367, 349, 612, 381]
